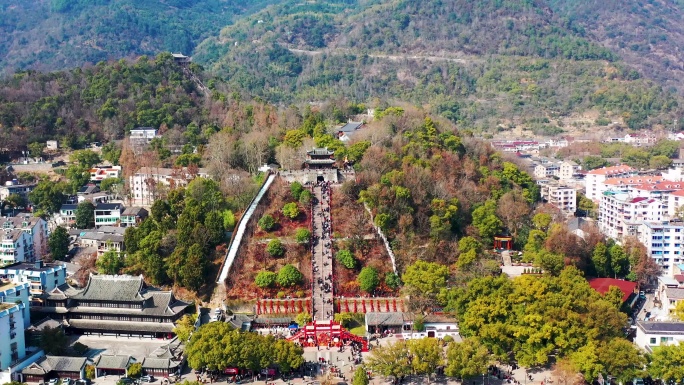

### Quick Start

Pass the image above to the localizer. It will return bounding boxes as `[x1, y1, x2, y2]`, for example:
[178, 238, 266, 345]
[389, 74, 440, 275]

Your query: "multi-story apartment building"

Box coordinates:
[534, 163, 560, 179]
[0, 230, 33, 266]
[0, 283, 28, 370]
[129, 167, 210, 206]
[558, 161, 580, 180]
[0, 261, 66, 305]
[0, 181, 37, 201]
[637, 221, 684, 276]
[0, 281, 30, 328]
[669, 190, 684, 219]
[540, 182, 577, 213]
[0, 215, 48, 261]
[57, 204, 77, 227]
[599, 190, 664, 240]
[585, 165, 636, 202]
[94, 203, 123, 227]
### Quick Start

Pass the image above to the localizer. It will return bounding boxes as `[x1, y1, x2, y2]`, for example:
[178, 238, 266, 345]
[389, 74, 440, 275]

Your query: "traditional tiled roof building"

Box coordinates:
[36, 274, 190, 338]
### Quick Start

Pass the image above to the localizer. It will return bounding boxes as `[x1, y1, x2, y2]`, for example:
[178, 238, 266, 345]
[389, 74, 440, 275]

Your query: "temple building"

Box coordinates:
[36, 274, 190, 338]
[305, 148, 336, 169]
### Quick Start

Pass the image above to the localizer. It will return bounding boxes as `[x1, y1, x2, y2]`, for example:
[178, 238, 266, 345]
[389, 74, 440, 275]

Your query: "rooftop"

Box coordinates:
[22, 356, 88, 375]
[587, 165, 635, 176]
[637, 321, 684, 334]
[0, 261, 66, 273]
[588, 278, 637, 302]
[665, 287, 684, 300]
[122, 207, 148, 216]
[338, 122, 364, 133]
[94, 355, 134, 369]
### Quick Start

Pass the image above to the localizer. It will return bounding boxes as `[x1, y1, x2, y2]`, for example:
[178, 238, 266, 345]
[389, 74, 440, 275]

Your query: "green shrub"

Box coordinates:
[258, 214, 276, 231]
[290, 182, 304, 200]
[336, 249, 357, 269]
[358, 267, 379, 293]
[255, 271, 277, 288]
[282, 202, 300, 219]
[277, 265, 303, 287]
[266, 239, 285, 257]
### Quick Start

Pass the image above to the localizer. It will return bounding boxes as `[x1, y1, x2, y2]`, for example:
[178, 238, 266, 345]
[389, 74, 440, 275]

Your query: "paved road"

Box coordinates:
[311, 184, 334, 321]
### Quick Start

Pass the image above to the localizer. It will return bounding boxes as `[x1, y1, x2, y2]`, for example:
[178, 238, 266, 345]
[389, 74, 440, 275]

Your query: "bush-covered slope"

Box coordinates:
[0, 0, 279, 74]
[194, 0, 683, 131]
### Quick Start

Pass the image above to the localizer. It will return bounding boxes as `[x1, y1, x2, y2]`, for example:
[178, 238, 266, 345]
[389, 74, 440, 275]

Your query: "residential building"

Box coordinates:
[662, 168, 684, 182]
[661, 287, 684, 317]
[599, 190, 664, 240]
[78, 227, 125, 256]
[540, 182, 576, 213]
[534, 163, 560, 179]
[0, 261, 67, 305]
[120, 207, 149, 228]
[491, 140, 541, 153]
[94, 203, 123, 227]
[0, 281, 30, 328]
[624, 133, 657, 146]
[56, 204, 77, 227]
[0, 181, 36, 201]
[558, 161, 580, 180]
[669, 190, 684, 218]
[0, 215, 49, 260]
[129, 128, 159, 155]
[637, 221, 684, 276]
[37, 274, 190, 338]
[129, 167, 210, 206]
[21, 356, 87, 382]
[544, 138, 570, 148]
[669, 132, 684, 141]
[89, 165, 122, 182]
[585, 165, 636, 202]
[0, 229, 33, 266]
[635, 322, 684, 352]
[0, 299, 26, 371]
[603, 176, 665, 192]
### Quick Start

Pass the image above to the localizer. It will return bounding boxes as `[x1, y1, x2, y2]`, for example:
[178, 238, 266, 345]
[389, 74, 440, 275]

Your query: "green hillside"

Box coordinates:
[0, 0, 279, 73]
[193, 0, 683, 132]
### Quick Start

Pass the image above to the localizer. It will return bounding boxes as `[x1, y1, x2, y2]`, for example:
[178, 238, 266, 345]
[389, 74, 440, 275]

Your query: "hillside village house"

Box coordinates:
[539, 182, 577, 214]
[89, 165, 122, 182]
[0, 181, 37, 201]
[129, 167, 211, 206]
[635, 321, 684, 352]
[599, 191, 664, 241]
[94, 202, 123, 227]
[120, 207, 148, 228]
[36, 274, 190, 338]
[78, 227, 125, 256]
[585, 165, 636, 202]
[0, 229, 34, 266]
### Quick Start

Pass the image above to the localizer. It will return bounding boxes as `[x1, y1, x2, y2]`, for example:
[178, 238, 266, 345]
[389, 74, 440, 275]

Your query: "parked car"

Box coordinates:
[75, 379, 91, 385]
[141, 375, 154, 383]
[119, 378, 134, 384]
[62, 379, 73, 385]
[48, 379, 59, 385]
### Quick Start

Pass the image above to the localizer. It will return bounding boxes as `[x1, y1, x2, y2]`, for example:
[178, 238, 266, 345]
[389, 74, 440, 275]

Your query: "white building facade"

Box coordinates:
[585, 165, 636, 202]
[540, 183, 577, 213]
[637, 221, 684, 276]
[129, 167, 210, 206]
[599, 191, 663, 241]
[0, 261, 66, 305]
[635, 321, 684, 352]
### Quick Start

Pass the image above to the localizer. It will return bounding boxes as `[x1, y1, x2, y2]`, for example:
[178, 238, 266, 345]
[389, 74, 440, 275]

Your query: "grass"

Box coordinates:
[350, 326, 366, 336]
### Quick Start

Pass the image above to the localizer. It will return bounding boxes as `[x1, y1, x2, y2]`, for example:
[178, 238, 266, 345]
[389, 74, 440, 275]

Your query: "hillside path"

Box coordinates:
[311, 183, 334, 321]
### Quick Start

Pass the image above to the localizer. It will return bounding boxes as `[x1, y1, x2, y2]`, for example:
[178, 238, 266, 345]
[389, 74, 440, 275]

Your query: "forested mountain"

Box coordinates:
[194, 0, 684, 132]
[0, 0, 278, 74]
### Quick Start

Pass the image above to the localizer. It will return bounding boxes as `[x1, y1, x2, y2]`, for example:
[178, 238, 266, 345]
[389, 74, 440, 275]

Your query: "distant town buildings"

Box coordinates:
[539, 181, 577, 214]
[0, 180, 36, 201]
[89, 165, 122, 182]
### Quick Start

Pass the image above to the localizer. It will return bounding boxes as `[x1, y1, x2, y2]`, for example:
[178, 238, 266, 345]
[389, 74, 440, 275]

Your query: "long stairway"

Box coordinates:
[311, 183, 334, 321]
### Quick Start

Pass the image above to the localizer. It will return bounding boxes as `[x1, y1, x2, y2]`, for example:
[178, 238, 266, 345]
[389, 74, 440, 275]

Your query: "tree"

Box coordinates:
[532, 213, 552, 231]
[85, 365, 96, 380]
[40, 326, 68, 355]
[100, 177, 124, 193]
[496, 190, 531, 239]
[295, 228, 311, 245]
[295, 312, 312, 326]
[407, 338, 443, 381]
[299, 190, 312, 205]
[650, 155, 672, 169]
[609, 244, 629, 278]
[445, 338, 490, 379]
[592, 242, 611, 277]
[385, 272, 402, 289]
[596, 338, 645, 382]
[266, 239, 286, 257]
[604, 286, 625, 309]
[255, 271, 277, 288]
[569, 343, 604, 382]
[290, 182, 304, 200]
[258, 214, 276, 231]
[365, 341, 412, 379]
[29, 180, 67, 215]
[5, 193, 26, 209]
[282, 202, 300, 219]
[48, 226, 70, 260]
[96, 250, 124, 275]
[672, 300, 684, 321]
[649, 343, 684, 382]
[471, 199, 503, 241]
[180, 243, 207, 291]
[272, 339, 305, 373]
[223, 210, 236, 231]
[277, 265, 303, 287]
[352, 366, 369, 385]
[358, 267, 379, 293]
[173, 314, 198, 343]
[128, 363, 143, 378]
[336, 249, 356, 269]
[402, 261, 449, 295]
[28, 142, 44, 158]
[75, 201, 95, 228]
[70, 149, 101, 167]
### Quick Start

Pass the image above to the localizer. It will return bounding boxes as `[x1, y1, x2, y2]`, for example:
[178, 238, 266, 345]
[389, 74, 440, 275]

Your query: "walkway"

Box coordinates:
[311, 183, 334, 321]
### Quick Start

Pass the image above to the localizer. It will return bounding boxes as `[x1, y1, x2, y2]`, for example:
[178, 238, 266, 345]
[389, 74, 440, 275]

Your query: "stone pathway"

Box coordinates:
[311, 183, 334, 321]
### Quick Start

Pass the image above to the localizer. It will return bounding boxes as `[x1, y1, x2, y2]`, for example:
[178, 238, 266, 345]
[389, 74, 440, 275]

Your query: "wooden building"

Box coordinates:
[36, 274, 190, 338]
[22, 356, 87, 382]
[93, 355, 135, 378]
[305, 148, 336, 169]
